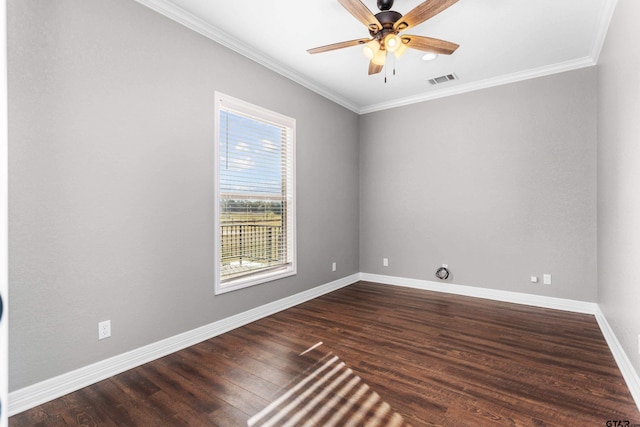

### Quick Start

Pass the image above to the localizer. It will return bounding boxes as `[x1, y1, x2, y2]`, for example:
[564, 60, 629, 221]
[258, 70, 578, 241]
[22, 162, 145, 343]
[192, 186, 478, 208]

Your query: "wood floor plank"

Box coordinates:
[6, 401, 70, 427]
[10, 281, 640, 426]
[158, 350, 269, 417]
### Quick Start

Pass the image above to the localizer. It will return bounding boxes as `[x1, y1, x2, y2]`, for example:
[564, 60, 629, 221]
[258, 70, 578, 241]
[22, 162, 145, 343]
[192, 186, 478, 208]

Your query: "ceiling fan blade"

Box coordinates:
[338, 0, 382, 32]
[403, 35, 459, 55]
[368, 61, 383, 75]
[394, 0, 459, 31]
[307, 38, 371, 54]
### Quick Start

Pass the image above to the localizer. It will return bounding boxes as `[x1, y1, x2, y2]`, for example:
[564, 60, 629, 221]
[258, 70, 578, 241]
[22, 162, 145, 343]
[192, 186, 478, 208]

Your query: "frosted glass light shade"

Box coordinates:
[384, 34, 401, 52]
[394, 41, 409, 58]
[372, 49, 386, 66]
[362, 40, 380, 60]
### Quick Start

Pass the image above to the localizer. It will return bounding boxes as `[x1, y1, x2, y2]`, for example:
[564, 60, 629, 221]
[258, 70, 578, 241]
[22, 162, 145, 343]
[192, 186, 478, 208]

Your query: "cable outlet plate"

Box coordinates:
[98, 320, 111, 340]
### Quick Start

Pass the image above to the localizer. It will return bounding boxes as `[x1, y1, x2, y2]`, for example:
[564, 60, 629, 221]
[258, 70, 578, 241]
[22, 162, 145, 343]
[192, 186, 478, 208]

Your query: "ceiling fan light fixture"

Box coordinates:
[384, 33, 401, 52]
[307, 0, 461, 77]
[372, 48, 386, 66]
[362, 40, 380, 60]
[394, 39, 409, 58]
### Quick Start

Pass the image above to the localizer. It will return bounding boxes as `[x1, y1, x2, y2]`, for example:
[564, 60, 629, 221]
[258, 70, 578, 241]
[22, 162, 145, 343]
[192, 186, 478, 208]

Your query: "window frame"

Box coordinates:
[214, 92, 296, 295]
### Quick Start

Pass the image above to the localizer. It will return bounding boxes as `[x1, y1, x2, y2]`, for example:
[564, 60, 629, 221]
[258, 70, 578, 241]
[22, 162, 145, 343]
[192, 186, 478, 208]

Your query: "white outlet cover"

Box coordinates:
[383, 258, 389, 267]
[98, 320, 111, 340]
[543, 274, 552, 285]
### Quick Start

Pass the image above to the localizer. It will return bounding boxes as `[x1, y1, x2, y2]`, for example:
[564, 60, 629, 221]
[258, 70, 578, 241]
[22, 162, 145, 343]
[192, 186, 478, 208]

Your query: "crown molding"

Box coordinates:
[359, 56, 597, 114]
[591, 0, 618, 63]
[135, 0, 615, 116]
[133, 0, 361, 114]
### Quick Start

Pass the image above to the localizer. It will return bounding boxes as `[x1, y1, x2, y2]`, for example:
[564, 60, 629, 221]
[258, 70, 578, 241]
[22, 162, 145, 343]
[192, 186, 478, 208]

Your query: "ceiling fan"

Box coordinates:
[308, 0, 460, 75]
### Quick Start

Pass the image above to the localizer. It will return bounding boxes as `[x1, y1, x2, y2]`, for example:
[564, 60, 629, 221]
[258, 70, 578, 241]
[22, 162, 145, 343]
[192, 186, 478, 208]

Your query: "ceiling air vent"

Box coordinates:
[427, 73, 458, 85]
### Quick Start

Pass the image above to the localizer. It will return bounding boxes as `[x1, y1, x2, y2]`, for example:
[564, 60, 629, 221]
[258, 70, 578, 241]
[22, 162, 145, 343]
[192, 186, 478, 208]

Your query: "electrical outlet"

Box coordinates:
[531, 276, 538, 283]
[543, 274, 552, 285]
[383, 258, 389, 267]
[332, 262, 336, 272]
[98, 320, 111, 340]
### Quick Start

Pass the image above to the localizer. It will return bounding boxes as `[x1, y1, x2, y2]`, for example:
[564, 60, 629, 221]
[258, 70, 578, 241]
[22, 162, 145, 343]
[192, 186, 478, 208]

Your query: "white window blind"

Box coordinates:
[214, 93, 296, 294]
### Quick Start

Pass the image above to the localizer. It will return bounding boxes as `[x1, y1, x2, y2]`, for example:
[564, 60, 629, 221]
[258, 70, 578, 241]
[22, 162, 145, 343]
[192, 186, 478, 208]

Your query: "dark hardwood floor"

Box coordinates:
[10, 281, 640, 426]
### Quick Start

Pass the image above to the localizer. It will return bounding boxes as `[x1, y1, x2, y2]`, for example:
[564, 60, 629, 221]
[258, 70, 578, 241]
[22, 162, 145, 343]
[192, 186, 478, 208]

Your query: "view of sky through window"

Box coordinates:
[219, 111, 284, 198]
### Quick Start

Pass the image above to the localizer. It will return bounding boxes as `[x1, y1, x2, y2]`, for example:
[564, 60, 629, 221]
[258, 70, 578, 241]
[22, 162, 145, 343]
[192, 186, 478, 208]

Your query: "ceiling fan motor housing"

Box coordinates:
[377, 0, 394, 11]
[370, 10, 402, 38]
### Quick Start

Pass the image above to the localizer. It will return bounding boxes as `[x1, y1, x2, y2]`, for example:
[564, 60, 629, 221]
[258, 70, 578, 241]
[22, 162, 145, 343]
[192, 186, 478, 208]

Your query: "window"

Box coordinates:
[214, 92, 296, 294]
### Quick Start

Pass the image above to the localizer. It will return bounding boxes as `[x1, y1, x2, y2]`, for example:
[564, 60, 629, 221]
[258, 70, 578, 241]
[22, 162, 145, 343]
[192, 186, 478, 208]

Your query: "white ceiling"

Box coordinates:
[136, 0, 616, 114]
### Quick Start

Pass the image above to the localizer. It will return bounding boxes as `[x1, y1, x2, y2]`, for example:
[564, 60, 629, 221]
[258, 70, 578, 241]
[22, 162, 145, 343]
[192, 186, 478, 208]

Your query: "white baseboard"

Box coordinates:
[360, 273, 598, 314]
[595, 307, 640, 410]
[9, 272, 640, 416]
[361, 272, 640, 412]
[8, 273, 360, 416]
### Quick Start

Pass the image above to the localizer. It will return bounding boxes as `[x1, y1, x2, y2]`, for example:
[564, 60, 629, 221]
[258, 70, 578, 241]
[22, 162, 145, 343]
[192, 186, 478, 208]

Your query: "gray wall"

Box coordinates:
[597, 0, 640, 377]
[8, 0, 359, 390]
[10, 0, 633, 396]
[359, 68, 598, 302]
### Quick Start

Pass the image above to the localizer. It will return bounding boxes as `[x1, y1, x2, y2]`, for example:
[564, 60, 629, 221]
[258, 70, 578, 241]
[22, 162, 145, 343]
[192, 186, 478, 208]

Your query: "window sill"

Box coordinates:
[214, 265, 296, 295]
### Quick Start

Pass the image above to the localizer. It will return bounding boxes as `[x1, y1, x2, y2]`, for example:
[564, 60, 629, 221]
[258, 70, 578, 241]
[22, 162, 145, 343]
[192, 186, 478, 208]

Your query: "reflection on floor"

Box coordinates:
[248, 342, 410, 427]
